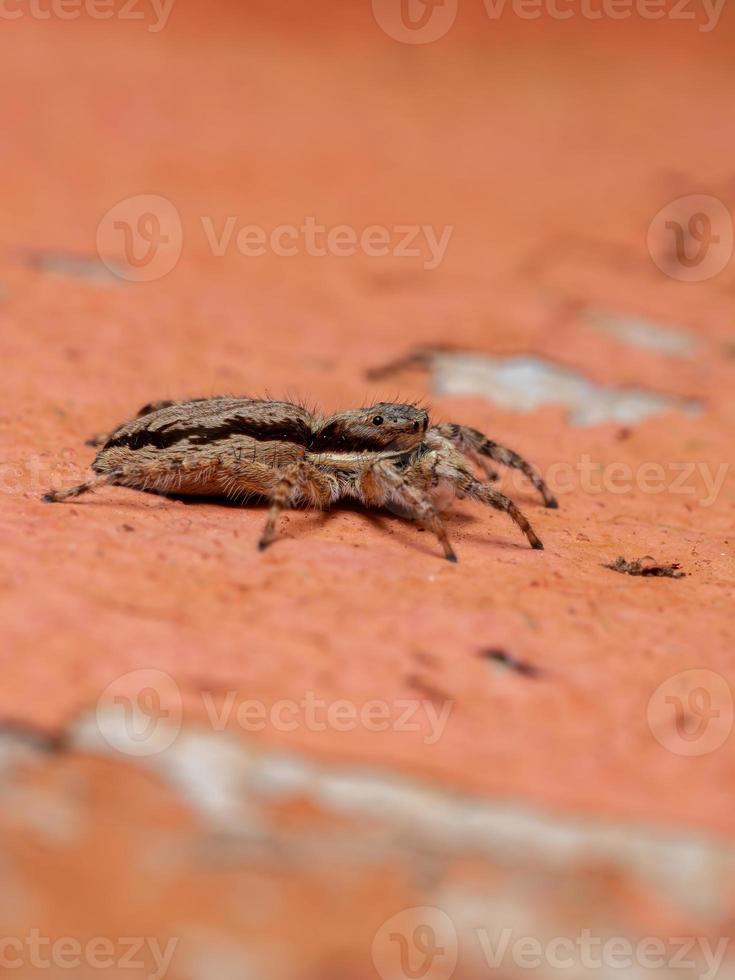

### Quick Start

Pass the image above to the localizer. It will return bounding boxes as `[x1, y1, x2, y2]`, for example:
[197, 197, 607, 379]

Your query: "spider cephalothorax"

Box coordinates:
[43, 397, 557, 562]
[308, 403, 429, 460]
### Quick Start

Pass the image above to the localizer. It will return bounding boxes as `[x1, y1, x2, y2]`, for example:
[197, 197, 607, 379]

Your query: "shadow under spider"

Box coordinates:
[60, 489, 532, 558]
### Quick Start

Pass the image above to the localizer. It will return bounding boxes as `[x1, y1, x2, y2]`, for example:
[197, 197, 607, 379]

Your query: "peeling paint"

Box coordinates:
[73, 713, 264, 837]
[0, 728, 56, 775]
[584, 308, 697, 357]
[70, 716, 735, 921]
[436, 885, 735, 980]
[177, 930, 260, 980]
[0, 730, 84, 846]
[430, 352, 701, 426]
[23, 249, 121, 282]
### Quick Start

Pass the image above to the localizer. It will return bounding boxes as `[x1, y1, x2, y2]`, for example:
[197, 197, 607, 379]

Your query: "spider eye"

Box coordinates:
[372, 415, 384, 426]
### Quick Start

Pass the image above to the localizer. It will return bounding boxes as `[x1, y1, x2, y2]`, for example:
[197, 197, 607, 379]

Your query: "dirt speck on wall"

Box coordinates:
[1, 1, 734, 977]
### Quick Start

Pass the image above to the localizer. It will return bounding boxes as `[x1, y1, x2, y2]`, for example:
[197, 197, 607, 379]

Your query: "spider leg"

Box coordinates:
[134, 399, 179, 417]
[434, 458, 544, 550]
[257, 460, 334, 552]
[432, 423, 558, 508]
[359, 458, 458, 562]
[470, 456, 500, 483]
[85, 433, 110, 448]
[42, 470, 124, 503]
[42, 457, 189, 502]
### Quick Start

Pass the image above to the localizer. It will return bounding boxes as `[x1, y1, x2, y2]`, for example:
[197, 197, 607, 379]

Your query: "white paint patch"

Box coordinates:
[430, 352, 701, 426]
[175, 930, 260, 980]
[584, 308, 696, 357]
[0, 731, 84, 846]
[73, 711, 264, 837]
[27, 249, 121, 282]
[68, 717, 735, 920]
[0, 730, 49, 775]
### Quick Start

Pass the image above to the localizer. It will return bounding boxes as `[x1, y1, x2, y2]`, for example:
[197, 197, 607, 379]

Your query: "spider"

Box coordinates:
[43, 397, 557, 562]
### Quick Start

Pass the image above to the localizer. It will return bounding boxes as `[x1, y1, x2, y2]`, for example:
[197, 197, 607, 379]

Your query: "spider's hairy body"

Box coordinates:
[43, 397, 558, 562]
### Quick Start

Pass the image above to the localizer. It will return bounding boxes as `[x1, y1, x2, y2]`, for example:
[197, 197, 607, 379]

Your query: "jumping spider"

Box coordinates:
[43, 397, 557, 562]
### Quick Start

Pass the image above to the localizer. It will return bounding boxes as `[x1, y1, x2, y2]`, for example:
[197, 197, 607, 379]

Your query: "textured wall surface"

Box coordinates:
[1, 1, 734, 977]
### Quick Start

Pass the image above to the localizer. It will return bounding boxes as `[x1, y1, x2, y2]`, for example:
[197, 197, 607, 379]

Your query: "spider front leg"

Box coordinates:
[432, 423, 558, 508]
[359, 458, 458, 562]
[434, 458, 544, 550]
[257, 460, 335, 552]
